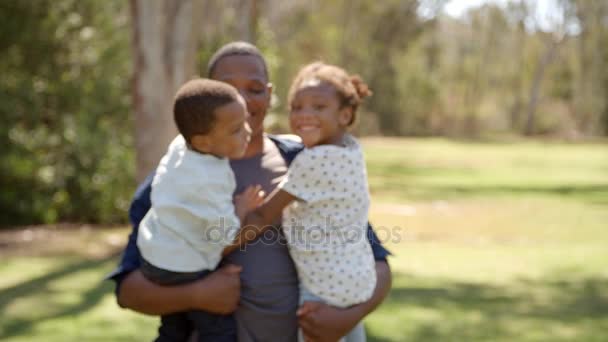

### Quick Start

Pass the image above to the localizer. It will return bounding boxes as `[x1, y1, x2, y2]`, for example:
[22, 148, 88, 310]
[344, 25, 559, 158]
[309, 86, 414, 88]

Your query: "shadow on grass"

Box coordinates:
[368, 272, 608, 341]
[0, 255, 118, 339]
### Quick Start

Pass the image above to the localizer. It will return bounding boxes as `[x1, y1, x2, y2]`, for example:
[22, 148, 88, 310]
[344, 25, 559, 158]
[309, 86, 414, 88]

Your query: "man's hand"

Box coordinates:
[296, 261, 392, 342]
[297, 302, 358, 342]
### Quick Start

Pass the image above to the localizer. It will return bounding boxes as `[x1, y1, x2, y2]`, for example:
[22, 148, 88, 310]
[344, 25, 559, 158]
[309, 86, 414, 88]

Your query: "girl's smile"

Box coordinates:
[289, 81, 352, 148]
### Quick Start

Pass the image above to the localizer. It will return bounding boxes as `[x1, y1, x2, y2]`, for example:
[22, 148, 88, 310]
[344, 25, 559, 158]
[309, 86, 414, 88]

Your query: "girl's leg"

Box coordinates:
[343, 322, 366, 342]
[298, 285, 366, 342]
[298, 286, 339, 342]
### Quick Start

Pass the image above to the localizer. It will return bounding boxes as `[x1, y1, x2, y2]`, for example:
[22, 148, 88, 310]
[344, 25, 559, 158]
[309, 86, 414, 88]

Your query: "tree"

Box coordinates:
[570, 0, 608, 135]
[524, 33, 563, 135]
[0, 0, 134, 225]
[130, 0, 203, 182]
[523, 0, 573, 135]
[238, 0, 259, 43]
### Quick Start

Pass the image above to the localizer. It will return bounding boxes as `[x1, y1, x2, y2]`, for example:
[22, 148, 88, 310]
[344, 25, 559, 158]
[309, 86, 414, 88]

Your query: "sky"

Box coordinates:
[442, 0, 571, 32]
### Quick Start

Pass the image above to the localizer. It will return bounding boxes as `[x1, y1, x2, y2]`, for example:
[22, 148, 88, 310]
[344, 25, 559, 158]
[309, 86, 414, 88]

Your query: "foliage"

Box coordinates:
[1, 0, 607, 225]
[0, 1, 133, 225]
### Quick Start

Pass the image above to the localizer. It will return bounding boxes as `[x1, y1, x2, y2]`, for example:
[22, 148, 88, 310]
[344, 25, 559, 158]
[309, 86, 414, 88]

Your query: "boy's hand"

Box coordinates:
[234, 185, 265, 222]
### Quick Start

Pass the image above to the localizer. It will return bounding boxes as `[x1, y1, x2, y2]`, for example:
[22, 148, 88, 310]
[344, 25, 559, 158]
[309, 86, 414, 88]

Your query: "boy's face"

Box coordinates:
[289, 81, 352, 147]
[191, 97, 251, 159]
[210, 55, 272, 142]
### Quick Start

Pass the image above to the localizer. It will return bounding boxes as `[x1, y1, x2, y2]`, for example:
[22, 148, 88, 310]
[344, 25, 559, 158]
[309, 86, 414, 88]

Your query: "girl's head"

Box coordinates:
[287, 62, 372, 147]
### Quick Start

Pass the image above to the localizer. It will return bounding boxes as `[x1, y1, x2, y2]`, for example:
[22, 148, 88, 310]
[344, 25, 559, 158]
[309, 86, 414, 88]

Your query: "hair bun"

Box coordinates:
[350, 75, 372, 100]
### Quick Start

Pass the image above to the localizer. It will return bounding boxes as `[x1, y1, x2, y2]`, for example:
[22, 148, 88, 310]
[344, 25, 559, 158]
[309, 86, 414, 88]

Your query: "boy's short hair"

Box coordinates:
[173, 78, 241, 143]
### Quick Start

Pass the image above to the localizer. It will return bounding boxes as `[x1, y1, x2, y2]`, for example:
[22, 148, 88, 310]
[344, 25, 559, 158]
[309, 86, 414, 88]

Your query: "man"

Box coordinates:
[108, 41, 391, 342]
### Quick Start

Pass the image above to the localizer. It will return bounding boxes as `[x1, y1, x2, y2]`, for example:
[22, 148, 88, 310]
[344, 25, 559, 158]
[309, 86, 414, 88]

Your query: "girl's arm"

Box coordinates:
[222, 188, 296, 256]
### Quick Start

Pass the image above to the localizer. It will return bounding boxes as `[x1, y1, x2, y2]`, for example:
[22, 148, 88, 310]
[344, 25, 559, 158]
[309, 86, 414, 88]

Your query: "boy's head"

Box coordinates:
[174, 78, 251, 159]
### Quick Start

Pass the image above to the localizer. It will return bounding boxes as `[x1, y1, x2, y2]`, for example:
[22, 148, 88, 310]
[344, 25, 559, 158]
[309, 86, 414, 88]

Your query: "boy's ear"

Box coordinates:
[190, 134, 212, 153]
[338, 107, 353, 127]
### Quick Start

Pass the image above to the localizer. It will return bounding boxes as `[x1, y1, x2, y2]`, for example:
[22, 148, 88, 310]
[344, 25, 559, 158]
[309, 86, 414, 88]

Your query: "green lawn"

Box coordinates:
[1, 138, 607, 341]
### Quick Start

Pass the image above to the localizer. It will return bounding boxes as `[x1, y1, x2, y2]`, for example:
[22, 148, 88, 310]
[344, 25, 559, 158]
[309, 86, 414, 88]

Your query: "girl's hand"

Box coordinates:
[234, 185, 265, 222]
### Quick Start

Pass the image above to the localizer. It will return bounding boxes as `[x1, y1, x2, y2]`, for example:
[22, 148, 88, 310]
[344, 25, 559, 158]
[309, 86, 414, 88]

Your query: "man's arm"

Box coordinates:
[118, 266, 241, 315]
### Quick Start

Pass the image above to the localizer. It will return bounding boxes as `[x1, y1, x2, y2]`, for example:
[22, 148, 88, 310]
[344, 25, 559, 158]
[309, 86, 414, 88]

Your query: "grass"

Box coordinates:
[1, 138, 607, 341]
[0, 227, 158, 341]
[363, 138, 608, 341]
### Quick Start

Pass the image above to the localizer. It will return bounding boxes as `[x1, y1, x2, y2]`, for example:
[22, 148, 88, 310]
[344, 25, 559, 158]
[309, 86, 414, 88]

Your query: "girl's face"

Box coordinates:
[289, 81, 352, 148]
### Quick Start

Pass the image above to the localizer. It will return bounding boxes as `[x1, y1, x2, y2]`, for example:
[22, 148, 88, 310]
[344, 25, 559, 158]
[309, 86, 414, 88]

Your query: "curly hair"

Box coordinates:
[287, 62, 372, 126]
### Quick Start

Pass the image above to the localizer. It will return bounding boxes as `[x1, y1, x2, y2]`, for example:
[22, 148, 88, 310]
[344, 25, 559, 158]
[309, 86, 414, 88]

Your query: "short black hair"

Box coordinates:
[207, 41, 269, 80]
[173, 78, 241, 143]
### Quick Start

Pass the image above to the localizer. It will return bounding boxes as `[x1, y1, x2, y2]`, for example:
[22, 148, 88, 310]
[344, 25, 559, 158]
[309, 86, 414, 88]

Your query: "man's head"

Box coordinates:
[207, 41, 272, 142]
[207, 41, 268, 80]
[174, 78, 251, 159]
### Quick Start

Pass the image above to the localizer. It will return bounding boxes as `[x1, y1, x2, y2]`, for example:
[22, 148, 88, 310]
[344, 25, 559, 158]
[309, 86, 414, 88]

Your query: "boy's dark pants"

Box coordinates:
[140, 258, 236, 342]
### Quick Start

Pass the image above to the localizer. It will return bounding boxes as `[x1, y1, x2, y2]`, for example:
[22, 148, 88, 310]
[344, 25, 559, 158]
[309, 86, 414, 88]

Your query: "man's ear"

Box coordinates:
[190, 134, 212, 153]
[338, 107, 353, 127]
[266, 82, 273, 106]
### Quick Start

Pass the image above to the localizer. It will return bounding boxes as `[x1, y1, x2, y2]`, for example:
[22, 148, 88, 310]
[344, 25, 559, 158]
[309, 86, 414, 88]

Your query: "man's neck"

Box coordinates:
[241, 133, 265, 159]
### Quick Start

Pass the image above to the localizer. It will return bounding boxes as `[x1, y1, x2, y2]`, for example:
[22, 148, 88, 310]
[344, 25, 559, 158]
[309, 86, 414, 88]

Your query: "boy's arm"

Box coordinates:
[222, 188, 296, 256]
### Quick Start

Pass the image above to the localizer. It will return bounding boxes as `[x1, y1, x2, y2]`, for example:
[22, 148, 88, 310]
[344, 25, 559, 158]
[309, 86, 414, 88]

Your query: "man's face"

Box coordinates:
[210, 55, 272, 141]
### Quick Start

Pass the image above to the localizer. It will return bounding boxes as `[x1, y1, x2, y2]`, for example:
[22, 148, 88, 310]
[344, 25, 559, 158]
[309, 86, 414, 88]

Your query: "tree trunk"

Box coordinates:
[239, 0, 258, 43]
[524, 38, 560, 136]
[130, 0, 203, 182]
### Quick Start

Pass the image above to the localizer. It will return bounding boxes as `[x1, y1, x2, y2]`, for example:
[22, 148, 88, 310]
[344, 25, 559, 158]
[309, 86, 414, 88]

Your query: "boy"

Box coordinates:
[137, 78, 261, 342]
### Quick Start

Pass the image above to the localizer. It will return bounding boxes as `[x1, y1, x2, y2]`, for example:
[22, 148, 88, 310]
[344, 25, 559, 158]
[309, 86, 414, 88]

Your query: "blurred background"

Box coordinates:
[1, 0, 607, 341]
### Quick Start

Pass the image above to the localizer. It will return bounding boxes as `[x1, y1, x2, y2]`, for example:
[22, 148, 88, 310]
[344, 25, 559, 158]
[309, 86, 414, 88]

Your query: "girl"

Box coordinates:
[245, 62, 375, 342]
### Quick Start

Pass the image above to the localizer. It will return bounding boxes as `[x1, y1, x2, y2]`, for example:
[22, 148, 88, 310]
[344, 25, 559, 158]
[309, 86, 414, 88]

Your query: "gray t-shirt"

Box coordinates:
[226, 136, 299, 342]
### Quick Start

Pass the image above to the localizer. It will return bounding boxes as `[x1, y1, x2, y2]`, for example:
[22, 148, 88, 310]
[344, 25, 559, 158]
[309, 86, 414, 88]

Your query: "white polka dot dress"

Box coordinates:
[279, 134, 376, 308]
